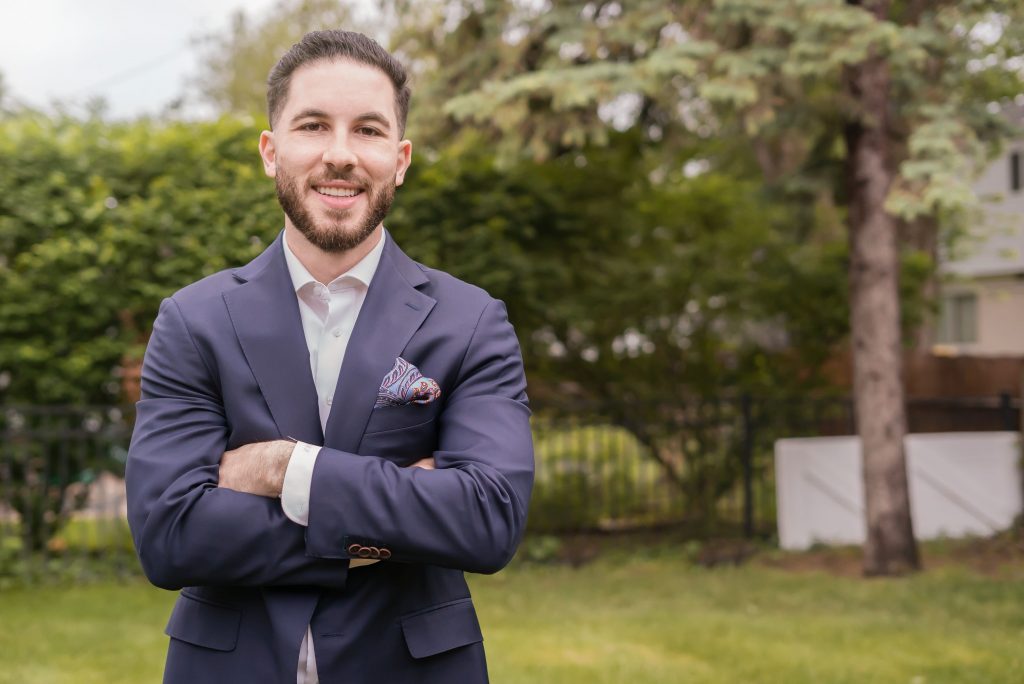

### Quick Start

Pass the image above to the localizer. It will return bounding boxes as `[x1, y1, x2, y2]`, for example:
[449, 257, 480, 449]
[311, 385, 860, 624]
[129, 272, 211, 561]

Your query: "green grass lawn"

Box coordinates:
[0, 543, 1022, 683]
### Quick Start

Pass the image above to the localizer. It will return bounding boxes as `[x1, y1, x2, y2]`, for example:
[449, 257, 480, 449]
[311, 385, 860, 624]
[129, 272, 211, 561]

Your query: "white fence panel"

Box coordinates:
[775, 432, 1022, 550]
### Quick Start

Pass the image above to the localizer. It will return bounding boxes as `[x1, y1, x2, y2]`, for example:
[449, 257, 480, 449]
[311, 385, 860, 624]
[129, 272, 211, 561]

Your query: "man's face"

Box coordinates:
[259, 58, 412, 253]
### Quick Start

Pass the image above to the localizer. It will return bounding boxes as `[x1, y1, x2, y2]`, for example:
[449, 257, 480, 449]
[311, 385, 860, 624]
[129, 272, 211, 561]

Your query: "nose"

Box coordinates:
[322, 132, 357, 169]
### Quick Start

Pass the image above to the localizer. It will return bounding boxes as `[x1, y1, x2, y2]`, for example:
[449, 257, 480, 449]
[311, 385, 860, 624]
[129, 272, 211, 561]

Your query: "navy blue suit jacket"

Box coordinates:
[126, 232, 534, 683]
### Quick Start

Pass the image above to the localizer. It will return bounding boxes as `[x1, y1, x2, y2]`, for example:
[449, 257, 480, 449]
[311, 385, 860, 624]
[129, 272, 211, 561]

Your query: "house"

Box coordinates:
[937, 107, 1024, 355]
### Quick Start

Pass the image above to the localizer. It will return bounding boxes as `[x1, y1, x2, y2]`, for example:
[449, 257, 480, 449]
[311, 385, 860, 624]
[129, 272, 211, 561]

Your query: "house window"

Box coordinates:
[1012, 151, 1022, 193]
[938, 292, 978, 344]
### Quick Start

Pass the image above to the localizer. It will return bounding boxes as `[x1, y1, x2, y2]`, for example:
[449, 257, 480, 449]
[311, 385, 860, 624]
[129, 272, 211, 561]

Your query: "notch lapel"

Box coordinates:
[324, 236, 436, 453]
[223, 235, 323, 445]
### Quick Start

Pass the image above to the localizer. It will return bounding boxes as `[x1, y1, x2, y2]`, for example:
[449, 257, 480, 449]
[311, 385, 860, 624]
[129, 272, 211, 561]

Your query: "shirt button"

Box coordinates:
[325, 397, 333, 405]
[332, 329, 342, 337]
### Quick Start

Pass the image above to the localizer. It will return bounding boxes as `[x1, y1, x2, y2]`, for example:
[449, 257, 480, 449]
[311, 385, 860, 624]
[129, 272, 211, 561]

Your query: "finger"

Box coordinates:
[409, 457, 435, 470]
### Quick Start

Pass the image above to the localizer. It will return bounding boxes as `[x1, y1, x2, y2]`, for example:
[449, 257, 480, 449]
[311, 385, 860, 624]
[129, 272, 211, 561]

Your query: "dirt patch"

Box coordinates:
[756, 545, 866, 577]
[525, 526, 1024, 578]
[929, 530, 1024, 576]
[755, 528, 1024, 578]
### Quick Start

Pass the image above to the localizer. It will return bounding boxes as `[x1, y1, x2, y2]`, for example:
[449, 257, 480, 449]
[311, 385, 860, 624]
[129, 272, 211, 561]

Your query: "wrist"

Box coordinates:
[265, 440, 293, 497]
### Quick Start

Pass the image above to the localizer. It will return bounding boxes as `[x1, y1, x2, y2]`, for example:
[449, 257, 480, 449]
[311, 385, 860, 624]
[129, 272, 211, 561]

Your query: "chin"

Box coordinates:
[306, 222, 378, 254]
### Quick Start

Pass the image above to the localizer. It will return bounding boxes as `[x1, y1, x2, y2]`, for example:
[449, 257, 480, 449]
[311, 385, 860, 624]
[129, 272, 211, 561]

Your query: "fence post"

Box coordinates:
[741, 394, 754, 539]
[1000, 392, 1015, 431]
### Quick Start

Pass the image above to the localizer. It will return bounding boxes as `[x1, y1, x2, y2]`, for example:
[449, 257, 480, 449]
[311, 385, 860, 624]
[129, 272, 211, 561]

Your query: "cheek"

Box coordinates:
[355, 144, 397, 170]
[366, 156, 401, 183]
[278, 142, 323, 170]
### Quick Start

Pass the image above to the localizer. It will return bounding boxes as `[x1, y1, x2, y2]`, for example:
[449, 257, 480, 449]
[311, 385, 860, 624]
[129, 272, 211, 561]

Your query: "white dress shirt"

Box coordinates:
[279, 228, 386, 684]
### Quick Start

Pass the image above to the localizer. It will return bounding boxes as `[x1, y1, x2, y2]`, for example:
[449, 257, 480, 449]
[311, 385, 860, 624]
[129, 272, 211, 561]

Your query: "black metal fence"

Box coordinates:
[1, 395, 1019, 584]
[529, 393, 1020, 537]
[0, 405, 136, 585]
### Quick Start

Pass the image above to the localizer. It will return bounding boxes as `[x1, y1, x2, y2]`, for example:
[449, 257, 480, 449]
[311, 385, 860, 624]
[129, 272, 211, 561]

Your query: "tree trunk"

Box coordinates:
[844, 0, 921, 576]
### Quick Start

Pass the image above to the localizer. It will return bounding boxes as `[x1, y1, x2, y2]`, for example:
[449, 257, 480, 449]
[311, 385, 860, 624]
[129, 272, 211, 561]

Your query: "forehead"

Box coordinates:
[282, 58, 397, 123]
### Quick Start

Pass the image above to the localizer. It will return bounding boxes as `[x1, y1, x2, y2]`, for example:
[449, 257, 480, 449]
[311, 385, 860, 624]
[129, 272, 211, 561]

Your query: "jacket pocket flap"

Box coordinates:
[400, 598, 482, 659]
[165, 592, 241, 652]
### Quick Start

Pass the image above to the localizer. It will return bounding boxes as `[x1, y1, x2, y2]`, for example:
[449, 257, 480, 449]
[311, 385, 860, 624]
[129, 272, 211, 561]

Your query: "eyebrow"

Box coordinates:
[289, 108, 330, 125]
[289, 108, 392, 131]
[354, 111, 392, 131]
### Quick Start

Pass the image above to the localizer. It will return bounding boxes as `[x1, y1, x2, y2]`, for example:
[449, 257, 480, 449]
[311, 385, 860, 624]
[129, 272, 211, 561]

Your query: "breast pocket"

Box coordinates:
[359, 405, 439, 462]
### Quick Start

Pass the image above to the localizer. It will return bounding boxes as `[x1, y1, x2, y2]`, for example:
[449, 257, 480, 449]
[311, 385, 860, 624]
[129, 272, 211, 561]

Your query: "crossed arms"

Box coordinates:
[126, 296, 534, 590]
[216, 439, 434, 498]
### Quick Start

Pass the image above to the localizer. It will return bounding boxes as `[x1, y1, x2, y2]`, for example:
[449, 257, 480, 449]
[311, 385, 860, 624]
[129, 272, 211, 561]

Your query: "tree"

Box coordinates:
[843, 0, 917, 574]
[191, 0, 369, 119]
[394, 0, 1024, 574]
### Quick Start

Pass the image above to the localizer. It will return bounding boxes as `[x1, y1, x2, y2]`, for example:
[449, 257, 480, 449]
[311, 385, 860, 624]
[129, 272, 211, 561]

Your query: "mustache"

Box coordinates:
[310, 171, 367, 186]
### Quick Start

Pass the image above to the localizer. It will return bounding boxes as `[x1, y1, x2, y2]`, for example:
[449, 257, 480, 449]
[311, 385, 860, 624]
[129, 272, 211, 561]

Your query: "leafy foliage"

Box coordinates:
[0, 114, 280, 404]
[394, 0, 1024, 279]
[390, 131, 859, 404]
[190, 0, 367, 120]
[0, 113, 876, 408]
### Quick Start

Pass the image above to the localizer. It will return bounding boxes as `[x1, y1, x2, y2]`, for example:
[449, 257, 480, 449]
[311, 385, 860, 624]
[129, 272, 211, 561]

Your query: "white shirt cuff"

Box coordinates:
[281, 441, 320, 526]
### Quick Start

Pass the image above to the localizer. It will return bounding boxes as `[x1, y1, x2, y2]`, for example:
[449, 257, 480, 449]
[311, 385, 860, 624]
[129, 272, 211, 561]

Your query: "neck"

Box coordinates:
[284, 224, 383, 283]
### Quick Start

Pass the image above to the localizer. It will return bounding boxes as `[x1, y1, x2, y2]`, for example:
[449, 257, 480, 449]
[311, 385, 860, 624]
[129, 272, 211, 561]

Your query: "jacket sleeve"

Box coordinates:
[125, 297, 350, 590]
[303, 299, 535, 574]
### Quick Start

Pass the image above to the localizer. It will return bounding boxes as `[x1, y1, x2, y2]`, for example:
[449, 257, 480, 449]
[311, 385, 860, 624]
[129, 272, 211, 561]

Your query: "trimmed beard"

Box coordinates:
[275, 169, 395, 253]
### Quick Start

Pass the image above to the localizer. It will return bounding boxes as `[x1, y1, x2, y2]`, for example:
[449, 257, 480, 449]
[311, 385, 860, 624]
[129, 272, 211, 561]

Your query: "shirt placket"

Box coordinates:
[315, 282, 357, 427]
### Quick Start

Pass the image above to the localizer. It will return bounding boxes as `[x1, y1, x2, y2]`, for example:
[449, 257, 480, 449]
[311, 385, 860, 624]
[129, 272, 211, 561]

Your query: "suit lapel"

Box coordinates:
[223, 235, 323, 445]
[324, 235, 436, 452]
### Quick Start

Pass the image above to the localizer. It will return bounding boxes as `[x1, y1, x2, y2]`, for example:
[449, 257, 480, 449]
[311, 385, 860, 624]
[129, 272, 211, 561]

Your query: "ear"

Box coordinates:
[258, 130, 277, 178]
[394, 139, 412, 187]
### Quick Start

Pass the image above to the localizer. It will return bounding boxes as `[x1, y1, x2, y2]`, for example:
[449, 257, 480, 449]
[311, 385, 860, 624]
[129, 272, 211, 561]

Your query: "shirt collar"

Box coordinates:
[282, 228, 387, 292]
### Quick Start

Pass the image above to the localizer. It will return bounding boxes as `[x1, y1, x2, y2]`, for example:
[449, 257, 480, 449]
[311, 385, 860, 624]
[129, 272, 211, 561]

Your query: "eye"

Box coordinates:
[357, 126, 383, 137]
[298, 122, 326, 132]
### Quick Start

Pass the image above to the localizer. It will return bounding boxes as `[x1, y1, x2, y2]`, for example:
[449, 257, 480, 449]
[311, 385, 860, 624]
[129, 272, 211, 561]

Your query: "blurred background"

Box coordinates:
[1, 1, 1023, 682]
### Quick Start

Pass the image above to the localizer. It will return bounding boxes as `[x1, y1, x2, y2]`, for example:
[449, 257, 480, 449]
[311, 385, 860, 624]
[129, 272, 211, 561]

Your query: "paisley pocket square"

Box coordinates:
[375, 357, 441, 408]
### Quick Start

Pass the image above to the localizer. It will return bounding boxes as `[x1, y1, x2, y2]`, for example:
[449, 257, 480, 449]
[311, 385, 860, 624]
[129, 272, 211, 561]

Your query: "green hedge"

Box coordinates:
[0, 116, 281, 404]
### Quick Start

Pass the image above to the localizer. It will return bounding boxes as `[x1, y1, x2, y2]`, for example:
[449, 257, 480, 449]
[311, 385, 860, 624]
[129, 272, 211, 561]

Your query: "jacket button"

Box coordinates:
[366, 546, 380, 559]
[357, 546, 373, 558]
[379, 548, 392, 560]
[347, 543, 362, 556]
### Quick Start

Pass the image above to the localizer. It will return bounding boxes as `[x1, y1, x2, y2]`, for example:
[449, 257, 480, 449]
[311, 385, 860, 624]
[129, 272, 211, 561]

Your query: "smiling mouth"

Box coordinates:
[314, 186, 363, 198]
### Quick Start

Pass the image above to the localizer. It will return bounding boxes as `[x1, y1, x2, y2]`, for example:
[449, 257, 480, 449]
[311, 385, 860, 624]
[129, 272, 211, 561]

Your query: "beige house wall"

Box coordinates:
[945, 144, 1024, 275]
[937, 124, 1024, 356]
[941, 275, 1024, 356]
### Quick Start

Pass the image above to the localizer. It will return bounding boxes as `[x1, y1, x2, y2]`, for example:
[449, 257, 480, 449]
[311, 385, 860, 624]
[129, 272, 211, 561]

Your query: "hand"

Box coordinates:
[407, 457, 435, 470]
[218, 440, 294, 497]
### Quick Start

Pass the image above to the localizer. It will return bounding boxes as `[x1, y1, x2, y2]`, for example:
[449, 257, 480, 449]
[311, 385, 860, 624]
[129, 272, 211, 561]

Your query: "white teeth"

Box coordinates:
[316, 187, 359, 197]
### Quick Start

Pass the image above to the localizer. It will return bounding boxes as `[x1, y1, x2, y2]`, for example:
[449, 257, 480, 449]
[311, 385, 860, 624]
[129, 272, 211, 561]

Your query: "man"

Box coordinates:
[126, 30, 533, 684]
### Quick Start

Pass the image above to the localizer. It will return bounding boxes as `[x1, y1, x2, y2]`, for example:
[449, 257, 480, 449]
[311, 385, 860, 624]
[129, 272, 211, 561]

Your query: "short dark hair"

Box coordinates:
[267, 30, 411, 136]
